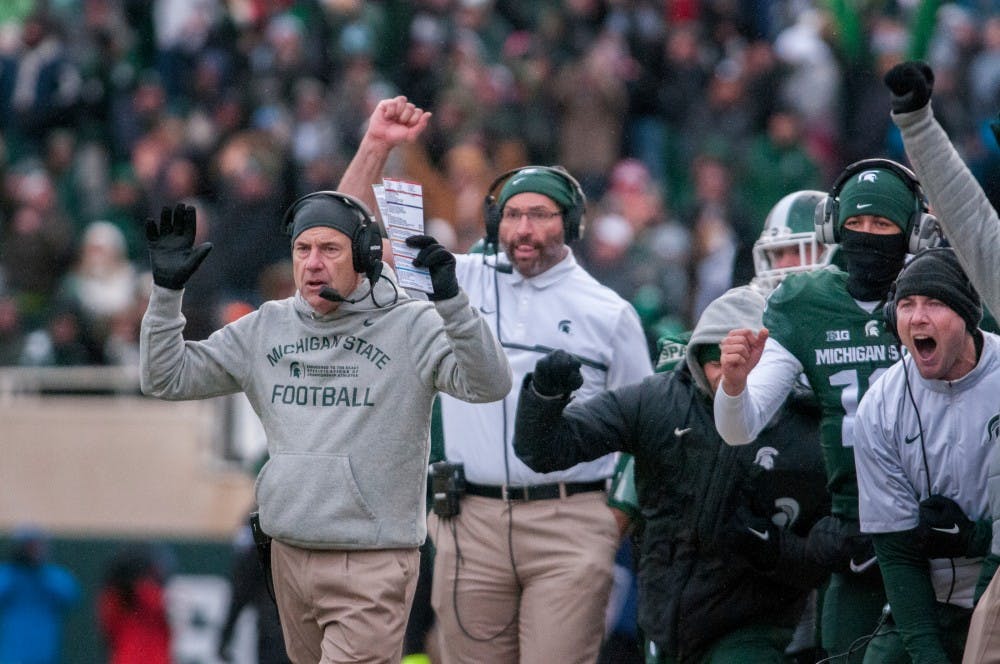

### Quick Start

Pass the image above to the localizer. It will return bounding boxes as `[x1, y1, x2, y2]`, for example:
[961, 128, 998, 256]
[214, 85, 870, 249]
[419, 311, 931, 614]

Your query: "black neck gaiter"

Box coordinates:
[839, 229, 907, 301]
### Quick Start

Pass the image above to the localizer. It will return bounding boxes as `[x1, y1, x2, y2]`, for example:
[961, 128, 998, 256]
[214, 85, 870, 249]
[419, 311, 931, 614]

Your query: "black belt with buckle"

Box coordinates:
[464, 480, 606, 501]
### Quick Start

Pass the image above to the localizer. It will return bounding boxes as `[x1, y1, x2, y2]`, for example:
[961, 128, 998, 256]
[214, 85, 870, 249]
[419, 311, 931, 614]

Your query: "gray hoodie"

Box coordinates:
[140, 264, 511, 549]
[685, 286, 767, 397]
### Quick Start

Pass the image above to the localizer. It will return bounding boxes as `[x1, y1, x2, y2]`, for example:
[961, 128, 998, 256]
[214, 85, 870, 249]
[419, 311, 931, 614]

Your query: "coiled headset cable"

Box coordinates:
[442, 255, 523, 643]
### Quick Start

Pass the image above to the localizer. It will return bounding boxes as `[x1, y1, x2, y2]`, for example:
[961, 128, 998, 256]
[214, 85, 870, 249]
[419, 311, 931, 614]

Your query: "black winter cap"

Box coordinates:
[893, 247, 982, 332]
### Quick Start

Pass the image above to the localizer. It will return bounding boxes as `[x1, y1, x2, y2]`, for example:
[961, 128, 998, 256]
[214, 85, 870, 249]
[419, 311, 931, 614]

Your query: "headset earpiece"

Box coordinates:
[814, 158, 942, 251]
[282, 191, 383, 279]
[482, 165, 587, 248]
[483, 185, 504, 249]
[909, 211, 943, 254]
[884, 279, 900, 341]
[562, 188, 585, 243]
[814, 195, 839, 244]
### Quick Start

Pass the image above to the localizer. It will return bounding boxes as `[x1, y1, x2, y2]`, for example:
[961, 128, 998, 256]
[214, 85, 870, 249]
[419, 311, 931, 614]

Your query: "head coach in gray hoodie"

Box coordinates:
[139, 185, 511, 662]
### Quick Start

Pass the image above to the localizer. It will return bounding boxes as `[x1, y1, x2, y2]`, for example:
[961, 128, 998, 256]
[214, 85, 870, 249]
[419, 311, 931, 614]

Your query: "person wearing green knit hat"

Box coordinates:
[514, 286, 827, 664]
[832, 162, 929, 302]
[836, 167, 918, 234]
[496, 167, 580, 214]
[335, 98, 654, 664]
[483, 164, 589, 277]
[693, 341, 722, 367]
[715, 160, 938, 663]
[606, 190, 841, 662]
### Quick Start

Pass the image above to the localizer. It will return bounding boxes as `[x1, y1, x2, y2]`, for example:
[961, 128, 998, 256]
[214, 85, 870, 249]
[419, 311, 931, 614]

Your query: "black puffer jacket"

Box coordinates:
[514, 363, 827, 662]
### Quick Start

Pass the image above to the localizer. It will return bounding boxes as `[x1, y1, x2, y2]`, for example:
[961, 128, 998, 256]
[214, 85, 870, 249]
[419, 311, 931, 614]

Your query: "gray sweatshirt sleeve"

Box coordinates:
[412, 289, 512, 403]
[139, 285, 243, 399]
[893, 104, 1000, 316]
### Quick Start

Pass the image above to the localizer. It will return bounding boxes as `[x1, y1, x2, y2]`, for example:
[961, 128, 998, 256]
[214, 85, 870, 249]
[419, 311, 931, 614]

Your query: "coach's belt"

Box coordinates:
[464, 480, 607, 502]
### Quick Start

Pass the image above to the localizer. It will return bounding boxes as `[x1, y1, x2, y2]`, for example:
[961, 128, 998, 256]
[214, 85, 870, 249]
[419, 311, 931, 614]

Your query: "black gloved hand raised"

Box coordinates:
[531, 349, 583, 398]
[146, 204, 213, 290]
[884, 60, 934, 114]
[918, 494, 974, 558]
[406, 235, 459, 301]
[805, 515, 877, 574]
[724, 505, 781, 571]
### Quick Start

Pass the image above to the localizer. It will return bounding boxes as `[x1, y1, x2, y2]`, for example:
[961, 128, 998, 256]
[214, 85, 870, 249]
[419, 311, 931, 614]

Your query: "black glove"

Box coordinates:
[406, 234, 459, 301]
[531, 349, 583, 398]
[146, 204, 212, 290]
[918, 494, 975, 558]
[805, 515, 877, 574]
[884, 60, 934, 114]
[725, 505, 781, 571]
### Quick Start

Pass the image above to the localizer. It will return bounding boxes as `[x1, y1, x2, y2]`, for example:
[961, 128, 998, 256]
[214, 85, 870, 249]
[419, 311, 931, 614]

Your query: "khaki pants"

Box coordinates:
[429, 491, 619, 664]
[271, 540, 420, 663]
[964, 572, 1000, 663]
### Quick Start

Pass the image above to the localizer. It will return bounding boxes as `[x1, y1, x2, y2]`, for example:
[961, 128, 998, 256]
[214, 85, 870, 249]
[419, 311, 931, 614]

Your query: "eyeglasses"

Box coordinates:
[501, 207, 562, 222]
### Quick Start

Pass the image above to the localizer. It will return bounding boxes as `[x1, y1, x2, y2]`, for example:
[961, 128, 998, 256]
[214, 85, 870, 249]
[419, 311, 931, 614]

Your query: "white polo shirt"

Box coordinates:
[439, 250, 653, 486]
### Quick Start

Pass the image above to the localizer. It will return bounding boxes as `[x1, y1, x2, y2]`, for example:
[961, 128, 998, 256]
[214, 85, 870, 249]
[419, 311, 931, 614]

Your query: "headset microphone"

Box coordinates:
[482, 250, 513, 274]
[319, 270, 393, 305]
[319, 286, 347, 303]
[319, 286, 370, 305]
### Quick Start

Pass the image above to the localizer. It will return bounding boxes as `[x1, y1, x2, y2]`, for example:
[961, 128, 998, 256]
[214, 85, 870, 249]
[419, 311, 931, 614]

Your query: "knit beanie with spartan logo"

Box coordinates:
[837, 168, 916, 233]
[497, 167, 577, 212]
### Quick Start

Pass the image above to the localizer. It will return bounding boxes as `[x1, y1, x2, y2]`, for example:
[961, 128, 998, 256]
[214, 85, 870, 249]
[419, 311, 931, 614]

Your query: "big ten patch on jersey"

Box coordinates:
[799, 313, 901, 425]
[764, 271, 901, 433]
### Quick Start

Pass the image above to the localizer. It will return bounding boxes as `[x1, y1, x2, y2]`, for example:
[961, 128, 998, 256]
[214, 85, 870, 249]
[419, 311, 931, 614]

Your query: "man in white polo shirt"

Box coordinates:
[338, 97, 653, 664]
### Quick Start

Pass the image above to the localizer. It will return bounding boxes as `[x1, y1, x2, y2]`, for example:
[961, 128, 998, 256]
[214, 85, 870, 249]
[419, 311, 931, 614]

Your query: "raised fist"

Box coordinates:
[531, 349, 583, 398]
[884, 61, 934, 114]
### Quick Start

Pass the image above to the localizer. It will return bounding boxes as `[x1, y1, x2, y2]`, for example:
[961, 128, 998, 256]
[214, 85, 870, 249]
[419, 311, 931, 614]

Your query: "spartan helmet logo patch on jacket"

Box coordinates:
[754, 446, 779, 470]
[558, 319, 572, 334]
[773, 497, 801, 528]
[864, 320, 881, 338]
[988, 414, 1000, 442]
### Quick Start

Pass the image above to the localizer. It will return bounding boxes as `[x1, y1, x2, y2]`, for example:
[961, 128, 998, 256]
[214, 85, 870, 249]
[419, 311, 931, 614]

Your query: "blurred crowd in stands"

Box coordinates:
[1, 0, 999, 366]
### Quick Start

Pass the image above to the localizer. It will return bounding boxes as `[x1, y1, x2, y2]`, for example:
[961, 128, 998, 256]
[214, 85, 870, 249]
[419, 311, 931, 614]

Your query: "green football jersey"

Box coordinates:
[763, 269, 902, 519]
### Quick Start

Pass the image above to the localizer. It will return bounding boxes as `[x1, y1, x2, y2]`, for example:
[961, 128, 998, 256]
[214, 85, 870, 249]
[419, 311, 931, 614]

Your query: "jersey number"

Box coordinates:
[829, 368, 886, 448]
